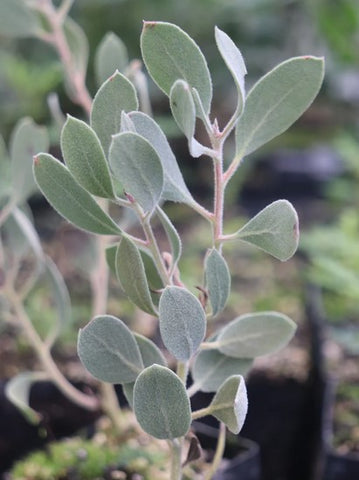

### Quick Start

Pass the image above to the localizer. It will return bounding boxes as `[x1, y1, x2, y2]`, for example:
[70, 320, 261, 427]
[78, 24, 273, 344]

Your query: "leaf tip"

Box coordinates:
[143, 20, 157, 30]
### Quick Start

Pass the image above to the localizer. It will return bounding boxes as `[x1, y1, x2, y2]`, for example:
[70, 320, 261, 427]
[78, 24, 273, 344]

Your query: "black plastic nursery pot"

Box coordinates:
[320, 380, 359, 480]
[303, 286, 359, 480]
[322, 450, 359, 480]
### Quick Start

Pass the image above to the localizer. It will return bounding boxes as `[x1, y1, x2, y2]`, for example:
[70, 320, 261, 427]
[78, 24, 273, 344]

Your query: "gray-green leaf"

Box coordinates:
[170, 79, 196, 141]
[215, 27, 246, 115]
[78, 315, 144, 384]
[0, 0, 40, 38]
[44, 255, 71, 347]
[94, 32, 129, 86]
[33, 153, 121, 235]
[122, 334, 167, 409]
[10, 117, 49, 202]
[115, 236, 156, 315]
[159, 286, 206, 361]
[156, 207, 182, 271]
[234, 200, 299, 261]
[63, 18, 89, 77]
[135, 334, 167, 368]
[134, 364, 191, 439]
[128, 112, 194, 204]
[109, 132, 163, 212]
[10, 207, 43, 262]
[205, 249, 231, 316]
[235, 56, 324, 158]
[5, 372, 48, 425]
[61, 116, 115, 198]
[192, 348, 252, 393]
[141, 21, 212, 115]
[215, 311, 296, 358]
[91, 72, 138, 155]
[209, 375, 248, 434]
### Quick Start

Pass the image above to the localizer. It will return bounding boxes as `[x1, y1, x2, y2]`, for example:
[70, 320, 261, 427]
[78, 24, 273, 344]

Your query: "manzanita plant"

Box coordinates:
[32, 21, 324, 479]
[1, 1, 325, 478]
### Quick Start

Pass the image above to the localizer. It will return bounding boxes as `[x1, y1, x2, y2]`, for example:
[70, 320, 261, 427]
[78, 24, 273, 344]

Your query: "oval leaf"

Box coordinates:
[91, 71, 139, 155]
[235, 199, 299, 261]
[216, 311, 297, 358]
[0, 0, 40, 38]
[235, 56, 324, 157]
[215, 27, 247, 115]
[141, 21, 212, 115]
[33, 153, 121, 235]
[10, 117, 49, 202]
[122, 334, 167, 409]
[128, 112, 194, 205]
[115, 236, 156, 314]
[134, 334, 167, 368]
[134, 364, 191, 439]
[109, 132, 163, 212]
[209, 375, 248, 434]
[170, 79, 196, 141]
[205, 249, 231, 316]
[159, 286, 206, 361]
[192, 348, 252, 393]
[94, 32, 129, 86]
[78, 315, 144, 384]
[61, 116, 115, 198]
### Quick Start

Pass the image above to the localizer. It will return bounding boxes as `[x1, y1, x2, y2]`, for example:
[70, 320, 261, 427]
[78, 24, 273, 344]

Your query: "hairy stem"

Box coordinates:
[204, 422, 226, 480]
[191, 405, 212, 420]
[170, 439, 183, 480]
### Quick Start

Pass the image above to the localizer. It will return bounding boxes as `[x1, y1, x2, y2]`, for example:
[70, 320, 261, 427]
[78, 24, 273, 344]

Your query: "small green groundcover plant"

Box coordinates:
[0, 2, 324, 479]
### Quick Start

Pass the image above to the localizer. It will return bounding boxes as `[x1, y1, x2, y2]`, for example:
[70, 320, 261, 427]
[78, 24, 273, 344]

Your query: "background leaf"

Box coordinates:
[78, 315, 144, 384]
[94, 32, 129, 86]
[209, 375, 248, 434]
[63, 18, 89, 78]
[10, 207, 43, 263]
[235, 56, 324, 158]
[134, 365, 191, 439]
[141, 21, 212, 115]
[10, 117, 49, 202]
[5, 372, 48, 425]
[123, 334, 167, 409]
[128, 112, 194, 205]
[61, 116, 115, 198]
[205, 249, 231, 316]
[216, 311, 296, 358]
[43, 256, 72, 348]
[91, 72, 138, 155]
[33, 153, 121, 235]
[109, 132, 163, 212]
[192, 348, 252, 393]
[234, 200, 299, 261]
[0, 0, 40, 38]
[215, 27, 247, 115]
[116, 236, 156, 314]
[159, 286, 206, 361]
